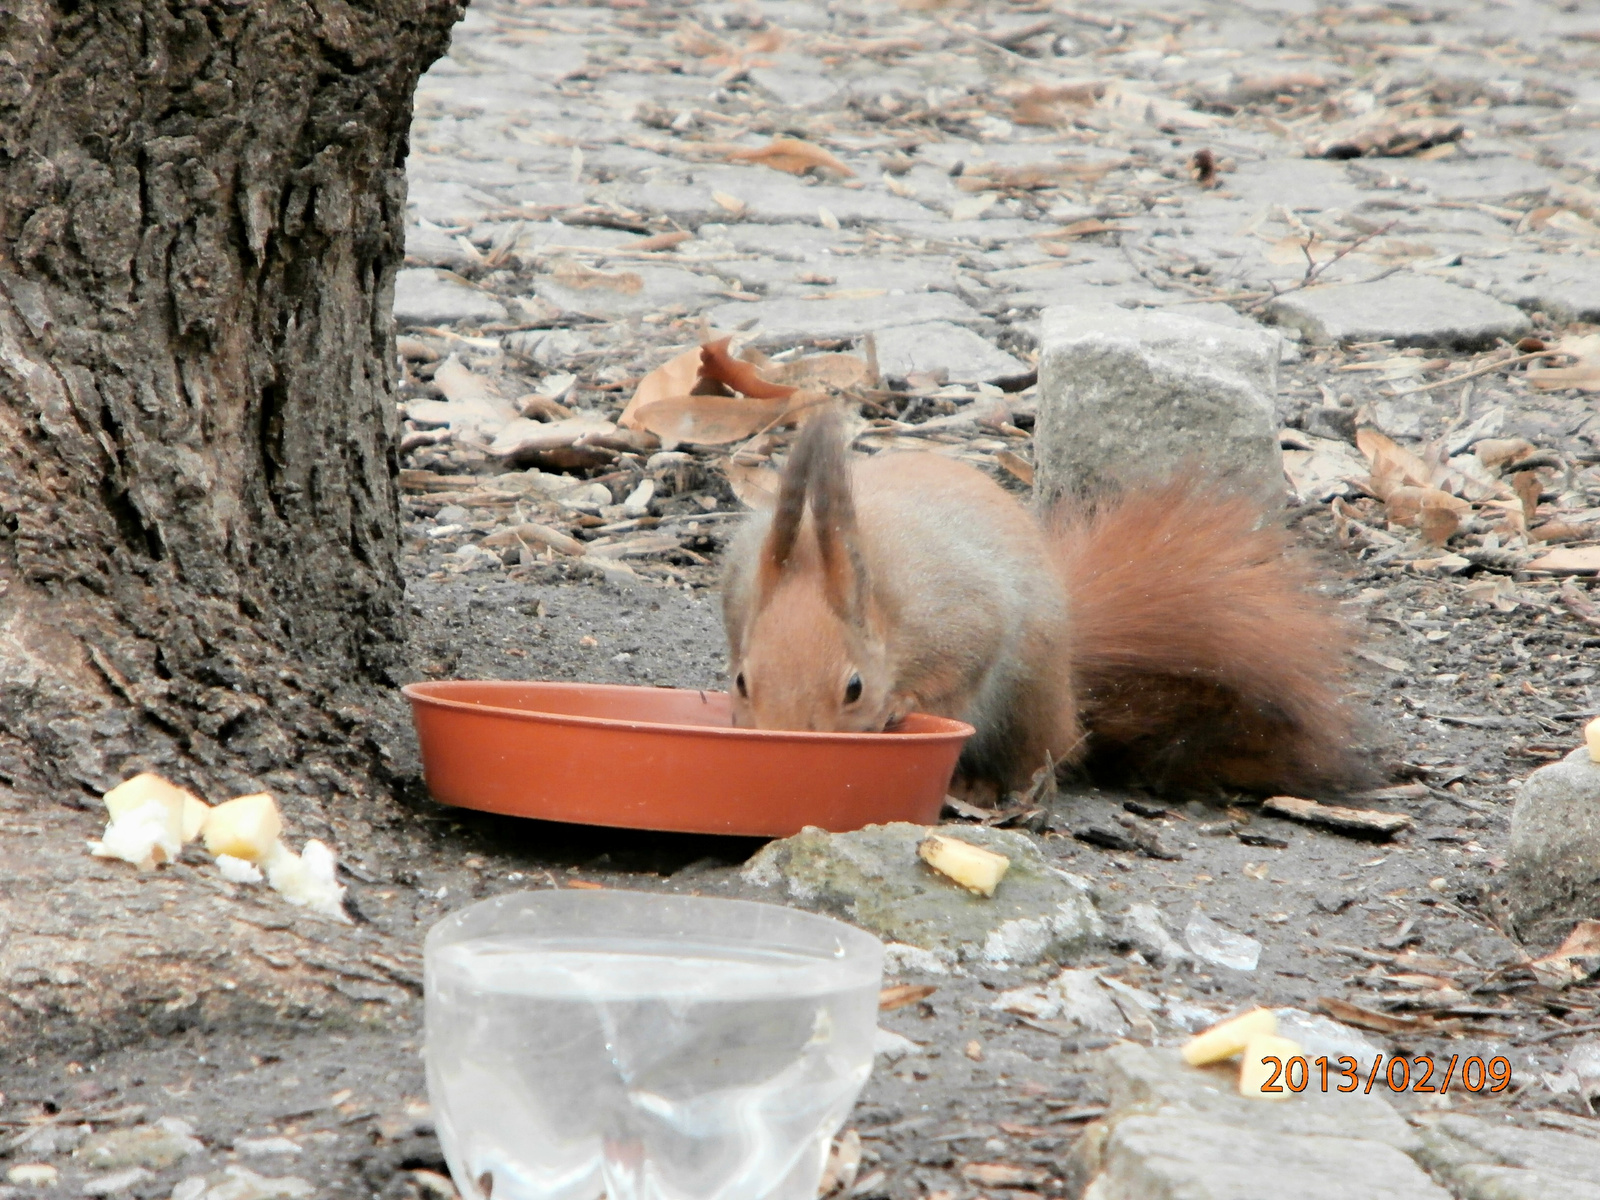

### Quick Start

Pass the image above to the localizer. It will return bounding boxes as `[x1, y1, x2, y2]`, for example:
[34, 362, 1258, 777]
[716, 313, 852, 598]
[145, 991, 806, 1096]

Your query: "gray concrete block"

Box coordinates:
[1085, 1115, 1452, 1200]
[1416, 1111, 1600, 1187]
[1265, 275, 1530, 349]
[1034, 304, 1286, 509]
[1506, 746, 1600, 938]
[871, 321, 1032, 385]
[392, 268, 508, 327]
[705, 291, 982, 346]
[1100, 1043, 1421, 1152]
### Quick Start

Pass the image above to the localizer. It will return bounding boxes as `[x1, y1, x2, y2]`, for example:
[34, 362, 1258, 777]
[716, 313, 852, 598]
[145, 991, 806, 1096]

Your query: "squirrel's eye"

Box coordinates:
[735, 672, 748, 698]
[843, 672, 863, 704]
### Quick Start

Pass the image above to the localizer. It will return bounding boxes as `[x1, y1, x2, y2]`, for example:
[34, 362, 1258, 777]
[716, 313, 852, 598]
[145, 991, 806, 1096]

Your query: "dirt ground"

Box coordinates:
[6, 379, 1599, 1199]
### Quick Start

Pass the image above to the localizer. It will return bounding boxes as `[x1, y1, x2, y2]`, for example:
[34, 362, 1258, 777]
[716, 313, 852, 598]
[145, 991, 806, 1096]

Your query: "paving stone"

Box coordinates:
[1085, 1115, 1452, 1200]
[1486, 256, 1600, 323]
[532, 264, 725, 319]
[742, 823, 1102, 967]
[1034, 304, 1286, 509]
[1505, 746, 1600, 938]
[1265, 275, 1530, 349]
[404, 223, 475, 268]
[748, 62, 842, 109]
[871, 321, 1031, 385]
[1097, 1043, 1421, 1152]
[1415, 1111, 1600, 1196]
[705, 291, 983, 346]
[391, 268, 508, 327]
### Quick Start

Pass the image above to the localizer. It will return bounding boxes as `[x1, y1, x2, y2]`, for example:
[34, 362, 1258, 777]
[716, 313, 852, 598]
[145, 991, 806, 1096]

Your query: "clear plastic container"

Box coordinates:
[424, 890, 884, 1200]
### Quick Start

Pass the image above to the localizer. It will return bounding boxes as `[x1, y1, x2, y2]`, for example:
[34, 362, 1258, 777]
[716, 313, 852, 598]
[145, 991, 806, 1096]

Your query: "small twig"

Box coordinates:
[1246, 220, 1400, 311]
[1389, 349, 1556, 397]
[1522, 1020, 1600, 1046]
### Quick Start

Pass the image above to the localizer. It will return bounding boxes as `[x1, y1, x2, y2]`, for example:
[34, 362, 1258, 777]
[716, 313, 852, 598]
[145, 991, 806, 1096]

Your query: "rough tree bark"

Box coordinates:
[0, 1, 463, 802]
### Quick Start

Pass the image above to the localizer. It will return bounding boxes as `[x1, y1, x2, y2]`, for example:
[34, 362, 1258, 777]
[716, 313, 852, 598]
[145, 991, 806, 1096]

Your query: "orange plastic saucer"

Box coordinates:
[403, 680, 974, 838]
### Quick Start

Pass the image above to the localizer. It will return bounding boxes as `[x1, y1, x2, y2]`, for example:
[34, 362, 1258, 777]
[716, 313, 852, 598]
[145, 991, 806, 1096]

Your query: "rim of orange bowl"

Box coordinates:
[401, 680, 977, 742]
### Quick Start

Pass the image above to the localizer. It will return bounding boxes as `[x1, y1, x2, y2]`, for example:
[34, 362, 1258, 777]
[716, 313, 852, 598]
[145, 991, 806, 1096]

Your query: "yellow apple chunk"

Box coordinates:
[1586, 716, 1600, 764]
[917, 834, 1010, 897]
[1181, 1008, 1278, 1066]
[102, 772, 196, 844]
[203, 793, 283, 863]
[1239, 1034, 1304, 1101]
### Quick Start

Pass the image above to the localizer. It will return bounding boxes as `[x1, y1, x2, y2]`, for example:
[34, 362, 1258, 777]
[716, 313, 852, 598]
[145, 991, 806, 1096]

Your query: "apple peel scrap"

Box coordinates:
[88, 773, 348, 921]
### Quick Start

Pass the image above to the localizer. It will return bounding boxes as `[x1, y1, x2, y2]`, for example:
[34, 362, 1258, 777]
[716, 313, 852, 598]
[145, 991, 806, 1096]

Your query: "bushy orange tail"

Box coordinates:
[1051, 479, 1362, 795]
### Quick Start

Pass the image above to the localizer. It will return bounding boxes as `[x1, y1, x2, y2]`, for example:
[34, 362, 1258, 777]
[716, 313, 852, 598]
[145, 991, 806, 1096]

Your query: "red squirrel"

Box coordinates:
[722, 407, 1358, 797]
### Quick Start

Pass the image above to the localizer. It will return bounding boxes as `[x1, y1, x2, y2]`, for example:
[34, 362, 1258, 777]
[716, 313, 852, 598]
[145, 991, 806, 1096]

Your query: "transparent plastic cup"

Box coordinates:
[424, 890, 884, 1200]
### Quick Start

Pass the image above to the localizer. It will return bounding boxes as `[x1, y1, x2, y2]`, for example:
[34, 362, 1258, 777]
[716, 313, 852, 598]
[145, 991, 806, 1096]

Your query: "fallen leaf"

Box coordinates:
[961, 1164, 1048, 1188]
[1307, 115, 1465, 159]
[1383, 485, 1472, 526]
[1011, 81, 1104, 125]
[724, 458, 780, 509]
[878, 984, 937, 1011]
[1474, 437, 1536, 470]
[1317, 996, 1434, 1034]
[1356, 427, 1432, 500]
[633, 392, 815, 449]
[627, 230, 693, 252]
[1526, 546, 1600, 575]
[1038, 218, 1129, 240]
[726, 137, 854, 177]
[488, 415, 617, 458]
[997, 449, 1034, 486]
[698, 338, 798, 400]
[711, 191, 746, 215]
[1527, 333, 1600, 392]
[550, 260, 643, 294]
[766, 352, 872, 391]
[620, 340, 720, 430]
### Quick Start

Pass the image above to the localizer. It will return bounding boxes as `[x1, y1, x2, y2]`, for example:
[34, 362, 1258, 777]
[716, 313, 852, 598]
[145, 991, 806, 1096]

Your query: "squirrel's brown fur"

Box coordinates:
[723, 410, 1359, 796]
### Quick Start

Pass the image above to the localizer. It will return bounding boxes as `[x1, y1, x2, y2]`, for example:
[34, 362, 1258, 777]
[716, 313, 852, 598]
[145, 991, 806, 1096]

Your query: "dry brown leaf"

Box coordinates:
[1384, 485, 1472, 527]
[1418, 506, 1458, 547]
[1512, 471, 1543, 523]
[627, 230, 693, 252]
[698, 338, 799, 401]
[726, 137, 854, 178]
[766, 352, 872, 391]
[1038, 217, 1130, 241]
[1530, 919, 1600, 988]
[1527, 333, 1600, 392]
[550, 261, 643, 294]
[1010, 82, 1105, 126]
[1525, 546, 1600, 575]
[1530, 521, 1592, 543]
[878, 983, 937, 1011]
[997, 449, 1034, 486]
[633, 392, 817, 449]
[1551, 919, 1600, 960]
[619, 340, 721, 430]
[1474, 437, 1536, 470]
[1306, 116, 1465, 159]
[1356, 427, 1432, 500]
[724, 458, 781, 509]
[1317, 996, 1434, 1034]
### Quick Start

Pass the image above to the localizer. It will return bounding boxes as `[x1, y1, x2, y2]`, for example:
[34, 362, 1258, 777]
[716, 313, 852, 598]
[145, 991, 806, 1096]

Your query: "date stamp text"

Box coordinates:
[1256, 1055, 1512, 1095]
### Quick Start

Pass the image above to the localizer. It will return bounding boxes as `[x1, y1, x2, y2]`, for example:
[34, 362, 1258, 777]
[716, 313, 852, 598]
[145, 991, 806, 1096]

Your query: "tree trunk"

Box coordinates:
[0, 1, 462, 802]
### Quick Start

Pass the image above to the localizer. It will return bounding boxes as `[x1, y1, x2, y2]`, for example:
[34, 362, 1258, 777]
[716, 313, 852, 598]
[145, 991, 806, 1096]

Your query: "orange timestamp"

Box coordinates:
[1257, 1054, 1513, 1095]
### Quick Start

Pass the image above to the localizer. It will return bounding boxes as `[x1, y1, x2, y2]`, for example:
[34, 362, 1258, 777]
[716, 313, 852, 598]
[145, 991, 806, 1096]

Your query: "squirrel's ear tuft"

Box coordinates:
[755, 405, 852, 609]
